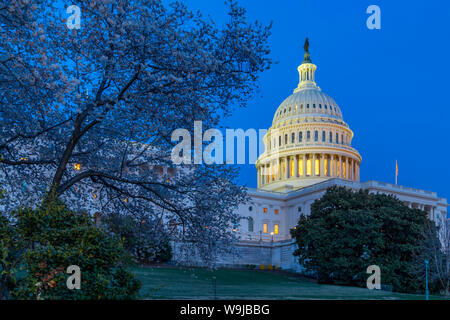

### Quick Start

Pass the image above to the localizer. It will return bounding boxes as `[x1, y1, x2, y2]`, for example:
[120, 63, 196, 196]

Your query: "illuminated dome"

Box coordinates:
[256, 39, 362, 192]
[272, 89, 343, 126]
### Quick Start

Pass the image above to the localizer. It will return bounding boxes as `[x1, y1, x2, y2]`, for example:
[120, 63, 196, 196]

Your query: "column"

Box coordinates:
[257, 168, 260, 187]
[320, 154, 325, 177]
[356, 162, 360, 182]
[345, 157, 349, 179]
[284, 157, 289, 179]
[276, 158, 280, 180]
[302, 154, 307, 177]
[339, 155, 343, 178]
[312, 154, 316, 177]
[294, 155, 298, 178]
[330, 155, 334, 177]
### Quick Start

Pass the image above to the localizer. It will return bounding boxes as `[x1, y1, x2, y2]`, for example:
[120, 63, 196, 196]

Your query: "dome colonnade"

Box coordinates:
[256, 40, 362, 191]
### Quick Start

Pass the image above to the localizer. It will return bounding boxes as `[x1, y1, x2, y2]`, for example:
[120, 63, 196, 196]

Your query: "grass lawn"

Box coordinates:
[133, 266, 444, 300]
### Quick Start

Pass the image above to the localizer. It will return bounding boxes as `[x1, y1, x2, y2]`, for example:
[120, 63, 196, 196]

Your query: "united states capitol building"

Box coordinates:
[212, 43, 448, 272]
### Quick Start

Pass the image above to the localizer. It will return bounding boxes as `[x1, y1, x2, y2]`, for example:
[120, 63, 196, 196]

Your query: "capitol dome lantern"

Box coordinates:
[256, 38, 362, 192]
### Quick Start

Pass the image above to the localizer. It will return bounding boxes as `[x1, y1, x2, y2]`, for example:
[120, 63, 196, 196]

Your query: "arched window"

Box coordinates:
[279, 136, 281, 146]
[299, 131, 303, 142]
[336, 133, 339, 144]
[248, 217, 254, 232]
[314, 131, 318, 141]
[322, 131, 326, 142]
[307, 131, 311, 141]
[329, 132, 332, 142]
[285, 134, 288, 145]
[291, 132, 295, 143]
[341, 134, 344, 144]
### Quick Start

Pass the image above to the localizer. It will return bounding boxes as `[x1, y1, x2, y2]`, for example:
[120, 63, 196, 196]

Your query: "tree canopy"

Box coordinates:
[291, 186, 430, 293]
[0, 0, 272, 261]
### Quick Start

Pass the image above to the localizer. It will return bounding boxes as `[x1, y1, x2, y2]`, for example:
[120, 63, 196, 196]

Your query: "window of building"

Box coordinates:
[313, 104, 316, 108]
[248, 206, 253, 211]
[299, 131, 303, 142]
[341, 134, 344, 144]
[279, 136, 281, 146]
[248, 217, 254, 232]
[314, 131, 318, 141]
[298, 206, 302, 212]
[263, 223, 268, 234]
[307, 104, 310, 109]
[285, 134, 288, 145]
[315, 158, 320, 176]
[274, 209, 279, 215]
[336, 133, 339, 144]
[325, 105, 328, 109]
[299, 158, 304, 176]
[319, 104, 322, 109]
[329, 132, 332, 142]
[322, 131, 326, 142]
[307, 131, 311, 141]
[263, 207, 268, 213]
[343, 161, 346, 178]
[274, 224, 279, 235]
[291, 132, 295, 144]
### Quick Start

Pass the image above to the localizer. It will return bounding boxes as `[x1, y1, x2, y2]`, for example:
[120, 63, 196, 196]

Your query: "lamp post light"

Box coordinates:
[424, 259, 429, 300]
[270, 232, 274, 243]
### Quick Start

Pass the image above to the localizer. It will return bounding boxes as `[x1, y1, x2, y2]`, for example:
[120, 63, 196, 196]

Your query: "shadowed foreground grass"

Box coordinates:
[133, 266, 443, 300]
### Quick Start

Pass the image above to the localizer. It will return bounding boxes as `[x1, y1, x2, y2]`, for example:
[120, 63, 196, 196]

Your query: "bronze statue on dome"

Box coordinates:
[304, 37, 309, 53]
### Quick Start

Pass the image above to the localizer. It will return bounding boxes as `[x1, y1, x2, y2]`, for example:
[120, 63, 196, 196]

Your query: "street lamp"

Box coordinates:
[424, 259, 429, 300]
[270, 232, 274, 243]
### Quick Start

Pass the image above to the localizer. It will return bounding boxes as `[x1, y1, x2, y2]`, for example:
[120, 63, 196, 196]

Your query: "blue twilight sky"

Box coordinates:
[183, 0, 450, 213]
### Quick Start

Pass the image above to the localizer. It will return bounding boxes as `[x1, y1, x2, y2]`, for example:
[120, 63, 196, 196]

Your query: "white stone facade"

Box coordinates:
[215, 45, 448, 272]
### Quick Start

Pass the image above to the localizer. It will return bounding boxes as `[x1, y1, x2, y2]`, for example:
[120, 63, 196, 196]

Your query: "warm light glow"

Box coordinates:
[315, 158, 320, 176]
[272, 166, 275, 181]
[299, 159, 303, 176]
[274, 224, 279, 235]
[263, 207, 268, 213]
[290, 158, 294, 177]
[124, 198, 128, 203]
[74, 163, 81, 171]
[282, 161, 285, 178]
[263, 223, 268, 233]
[324, 158, 328, 176]
[274, 209, 279, 215]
